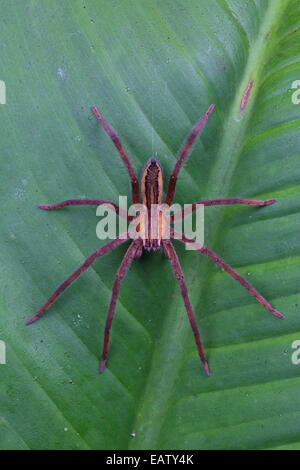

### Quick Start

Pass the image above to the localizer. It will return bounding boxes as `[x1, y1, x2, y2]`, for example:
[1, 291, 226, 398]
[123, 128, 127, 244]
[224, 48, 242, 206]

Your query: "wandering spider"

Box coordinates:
[26, 104, 284, 376]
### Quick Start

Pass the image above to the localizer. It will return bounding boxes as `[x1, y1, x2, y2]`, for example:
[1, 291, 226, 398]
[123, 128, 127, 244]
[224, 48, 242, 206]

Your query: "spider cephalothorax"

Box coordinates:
[26, 104, 284, 376]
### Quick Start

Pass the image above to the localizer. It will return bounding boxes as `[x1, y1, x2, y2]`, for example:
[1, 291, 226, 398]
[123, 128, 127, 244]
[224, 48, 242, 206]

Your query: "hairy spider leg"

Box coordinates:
[171, 197, 277, 222]
[91, 106, 140, 204]
[39, 199, 133, 221]
[100, 239, 142, 373]
[172, 230, 284, 320]
[26, 236, 130, 325]
[165, 104, 215, 206]
[162, 239, 211, 376]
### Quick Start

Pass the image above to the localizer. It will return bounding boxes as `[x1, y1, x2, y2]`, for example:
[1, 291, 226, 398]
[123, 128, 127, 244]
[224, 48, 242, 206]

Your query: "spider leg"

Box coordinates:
[171, 197, 276, 222]
[134, 243, 143, 260]
[165, 104, 215, 206]
[162, 239, 211, 376]
[100, 239, 142, 373]
[26, 235, 130, 325]
[38, 199, 132, 221]
[91, 106, 140, 204]
[171, 230, 284, 319]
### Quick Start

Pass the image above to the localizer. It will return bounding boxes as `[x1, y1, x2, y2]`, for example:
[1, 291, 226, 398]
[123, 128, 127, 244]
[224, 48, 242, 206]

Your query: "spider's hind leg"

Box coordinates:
[100, 239, 142, 373]
[162, 239, 211, 376]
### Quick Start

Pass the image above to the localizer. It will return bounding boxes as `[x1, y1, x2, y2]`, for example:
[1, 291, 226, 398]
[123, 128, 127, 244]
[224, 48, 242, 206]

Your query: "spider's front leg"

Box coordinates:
[165, 104, 215, 206]
[91, 106, 140, 204]
[171, 230, 284, 320]
[162, 239, 211, 376]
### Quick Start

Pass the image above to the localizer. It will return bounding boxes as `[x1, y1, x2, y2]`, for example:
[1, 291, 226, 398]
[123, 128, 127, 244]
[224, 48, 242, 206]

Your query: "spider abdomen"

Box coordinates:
[140, 158, 165, 251]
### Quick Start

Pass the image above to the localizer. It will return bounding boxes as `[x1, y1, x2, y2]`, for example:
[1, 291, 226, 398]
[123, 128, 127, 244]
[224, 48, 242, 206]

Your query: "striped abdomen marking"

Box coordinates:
[141, 158, 164, 251]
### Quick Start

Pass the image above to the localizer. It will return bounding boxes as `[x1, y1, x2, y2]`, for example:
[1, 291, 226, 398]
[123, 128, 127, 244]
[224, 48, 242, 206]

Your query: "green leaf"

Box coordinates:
[1, 0, 300, 450]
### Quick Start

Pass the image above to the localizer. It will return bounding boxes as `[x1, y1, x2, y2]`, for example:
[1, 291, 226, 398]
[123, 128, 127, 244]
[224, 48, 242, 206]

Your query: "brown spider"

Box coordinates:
[26, 104, 284, 376]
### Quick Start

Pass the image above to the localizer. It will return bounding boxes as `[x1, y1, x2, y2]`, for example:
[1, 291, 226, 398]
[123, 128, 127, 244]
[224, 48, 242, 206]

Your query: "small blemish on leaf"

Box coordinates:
[240, 80, 254, 112]
[57, 67, 65, 79]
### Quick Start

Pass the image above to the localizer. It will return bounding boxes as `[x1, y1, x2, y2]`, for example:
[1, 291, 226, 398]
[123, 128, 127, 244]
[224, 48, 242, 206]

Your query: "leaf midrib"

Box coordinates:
[128, 0, 291, 450]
